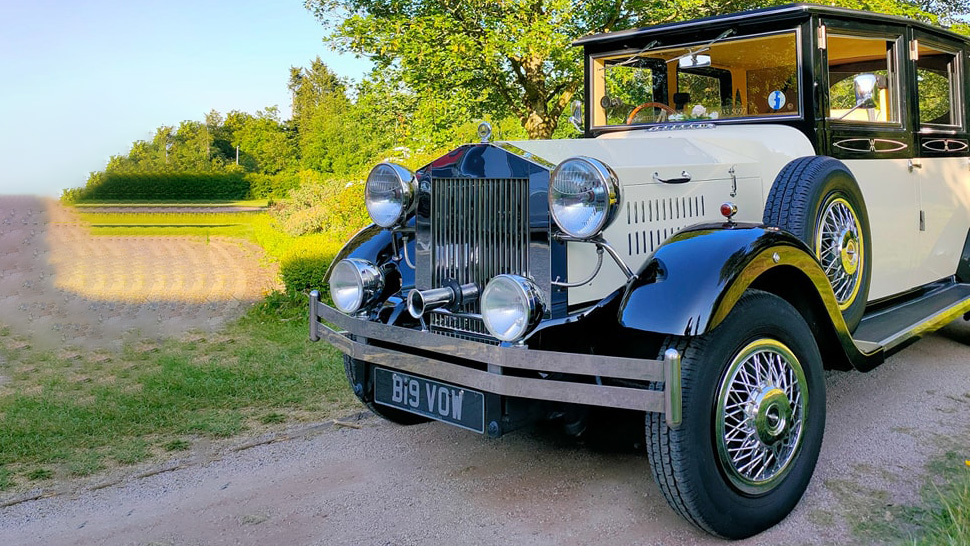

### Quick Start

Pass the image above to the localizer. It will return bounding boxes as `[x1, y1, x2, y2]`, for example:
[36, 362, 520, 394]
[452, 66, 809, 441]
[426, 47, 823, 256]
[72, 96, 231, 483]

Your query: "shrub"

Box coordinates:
[75, 170, 249, 201]
[244, 172, 300, 199]
[278, 235, 344, 293]
[270, 173, 368, 238]
[60, 186, 84, 204]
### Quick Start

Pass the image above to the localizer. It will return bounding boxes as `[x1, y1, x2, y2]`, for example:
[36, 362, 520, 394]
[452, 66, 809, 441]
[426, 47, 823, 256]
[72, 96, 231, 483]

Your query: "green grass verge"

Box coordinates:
[73, 199, 270, 208]
[78, 211, 264, 225]
[0, 292, 353, 488]
[78, 211, 264, 239]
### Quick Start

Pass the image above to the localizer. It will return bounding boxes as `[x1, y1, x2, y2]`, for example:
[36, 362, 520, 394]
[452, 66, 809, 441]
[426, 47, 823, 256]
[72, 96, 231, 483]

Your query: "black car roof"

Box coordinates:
[573, 2, 969, 47]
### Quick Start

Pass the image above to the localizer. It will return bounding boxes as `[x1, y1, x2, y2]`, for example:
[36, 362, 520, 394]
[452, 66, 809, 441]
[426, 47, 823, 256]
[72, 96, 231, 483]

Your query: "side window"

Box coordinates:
[827, 35, 899, 124]
[916, 42, 960, 128]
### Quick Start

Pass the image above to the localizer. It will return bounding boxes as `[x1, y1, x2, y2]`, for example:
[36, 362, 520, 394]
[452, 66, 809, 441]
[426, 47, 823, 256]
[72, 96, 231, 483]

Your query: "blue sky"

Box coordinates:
[0, 0, 369, 197]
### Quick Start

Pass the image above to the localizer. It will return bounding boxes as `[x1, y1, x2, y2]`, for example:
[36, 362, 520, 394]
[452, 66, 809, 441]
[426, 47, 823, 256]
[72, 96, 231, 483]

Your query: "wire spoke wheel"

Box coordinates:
[764, 156, 871, 331]
[815, 196, 863, 310]
[715, 339, 808, 495]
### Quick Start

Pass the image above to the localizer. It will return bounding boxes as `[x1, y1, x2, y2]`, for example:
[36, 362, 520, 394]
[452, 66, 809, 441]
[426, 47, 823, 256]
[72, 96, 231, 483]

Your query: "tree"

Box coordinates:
[306, 0, 969, 139]
[228, 107, 298, 175]
[289, 57, 347, 135]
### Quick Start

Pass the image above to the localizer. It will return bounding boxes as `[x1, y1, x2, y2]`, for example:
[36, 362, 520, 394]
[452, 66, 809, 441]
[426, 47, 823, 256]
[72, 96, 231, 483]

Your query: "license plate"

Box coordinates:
[373, 367, 485, 433]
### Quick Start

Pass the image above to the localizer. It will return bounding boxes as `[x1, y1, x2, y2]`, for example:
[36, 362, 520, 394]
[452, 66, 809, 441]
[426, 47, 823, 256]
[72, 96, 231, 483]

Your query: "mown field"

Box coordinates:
[0, 199, 352, 494]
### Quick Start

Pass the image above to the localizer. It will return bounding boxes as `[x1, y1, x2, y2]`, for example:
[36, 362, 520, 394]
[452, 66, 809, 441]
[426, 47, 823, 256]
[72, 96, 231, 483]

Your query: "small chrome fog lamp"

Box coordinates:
[549, 157, 620, 239]
[365, 163, 416, 228]
[481, 275, 545, 342]
[329, 258, 385, 314]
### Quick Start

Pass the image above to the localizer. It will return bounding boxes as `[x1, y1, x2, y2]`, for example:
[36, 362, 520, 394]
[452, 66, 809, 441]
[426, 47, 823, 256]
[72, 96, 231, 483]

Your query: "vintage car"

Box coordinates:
[309, 3, 970, 538]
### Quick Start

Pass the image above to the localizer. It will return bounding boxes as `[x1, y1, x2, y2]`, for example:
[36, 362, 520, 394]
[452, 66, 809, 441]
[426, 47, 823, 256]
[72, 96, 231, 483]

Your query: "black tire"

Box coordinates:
[343, 355, 430, 426]
[646, 290, 826, 539]
[763, 156, 871, 331]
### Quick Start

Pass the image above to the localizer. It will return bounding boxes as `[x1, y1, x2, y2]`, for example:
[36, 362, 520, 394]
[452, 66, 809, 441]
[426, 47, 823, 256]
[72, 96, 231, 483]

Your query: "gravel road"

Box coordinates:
[2, 319, 969, 545]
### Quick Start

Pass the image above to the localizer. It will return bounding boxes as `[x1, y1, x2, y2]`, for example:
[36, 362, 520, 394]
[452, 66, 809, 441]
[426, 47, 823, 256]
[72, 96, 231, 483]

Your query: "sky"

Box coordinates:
[0, 0, 370, 197]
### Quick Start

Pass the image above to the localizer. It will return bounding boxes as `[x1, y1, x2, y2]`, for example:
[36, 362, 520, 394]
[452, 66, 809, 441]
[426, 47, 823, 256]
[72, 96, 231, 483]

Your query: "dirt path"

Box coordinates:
[0, 196, 280, 351]
[2, 320, 969, 545]
[1, 195, 969, 545]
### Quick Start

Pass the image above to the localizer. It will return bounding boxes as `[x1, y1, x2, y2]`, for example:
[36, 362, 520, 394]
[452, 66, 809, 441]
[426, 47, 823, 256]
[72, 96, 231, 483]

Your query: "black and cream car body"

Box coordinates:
[310, 3, 970, 538]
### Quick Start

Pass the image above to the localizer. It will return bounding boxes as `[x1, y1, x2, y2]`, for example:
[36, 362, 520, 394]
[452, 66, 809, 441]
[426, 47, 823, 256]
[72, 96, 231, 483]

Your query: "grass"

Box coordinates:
[0, 292, 354, 489]
[77, 211, 265, 239]
[911, 458, 970, 545]
[73, 199, 270, 208]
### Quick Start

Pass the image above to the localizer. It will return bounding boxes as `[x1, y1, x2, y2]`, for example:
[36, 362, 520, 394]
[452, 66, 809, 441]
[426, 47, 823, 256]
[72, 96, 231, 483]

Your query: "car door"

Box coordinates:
[910, 31, 970, 285]
[819, 21, 918, 300]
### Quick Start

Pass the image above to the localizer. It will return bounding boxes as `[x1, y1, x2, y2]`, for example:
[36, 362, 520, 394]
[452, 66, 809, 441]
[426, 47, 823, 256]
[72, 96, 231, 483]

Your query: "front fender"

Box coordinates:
[324, 224, 415, 291]
[618, 223, 847, 338]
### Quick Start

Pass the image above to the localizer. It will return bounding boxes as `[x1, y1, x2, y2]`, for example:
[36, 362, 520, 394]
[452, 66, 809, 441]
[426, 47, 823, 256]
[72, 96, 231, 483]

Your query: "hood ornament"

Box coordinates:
[477, 121, 493, 143]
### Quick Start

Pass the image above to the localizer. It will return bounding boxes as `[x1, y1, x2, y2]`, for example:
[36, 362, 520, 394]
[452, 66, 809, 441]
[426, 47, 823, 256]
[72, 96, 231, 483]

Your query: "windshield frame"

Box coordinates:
[588, 27, 805, 131]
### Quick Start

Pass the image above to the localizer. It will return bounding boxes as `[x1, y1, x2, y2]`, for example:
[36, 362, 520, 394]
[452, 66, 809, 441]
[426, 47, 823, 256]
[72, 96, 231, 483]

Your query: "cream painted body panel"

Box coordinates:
[841, 159, 920, 300]
[506, 125, 816, 306]
[916, 157, 970, 284]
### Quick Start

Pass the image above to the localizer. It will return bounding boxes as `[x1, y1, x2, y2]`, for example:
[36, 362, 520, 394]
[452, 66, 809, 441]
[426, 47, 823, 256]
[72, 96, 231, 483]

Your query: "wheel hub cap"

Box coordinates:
[838, 229, 859, 276]
[752, 386, 793, 444]
[816, 197, 864, 308]
[716, 340, 808, 494]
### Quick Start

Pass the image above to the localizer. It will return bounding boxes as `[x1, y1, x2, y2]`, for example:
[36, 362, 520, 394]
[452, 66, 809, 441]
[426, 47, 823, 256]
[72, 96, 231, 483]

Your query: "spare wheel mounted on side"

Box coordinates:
[763, 156, 871, 331]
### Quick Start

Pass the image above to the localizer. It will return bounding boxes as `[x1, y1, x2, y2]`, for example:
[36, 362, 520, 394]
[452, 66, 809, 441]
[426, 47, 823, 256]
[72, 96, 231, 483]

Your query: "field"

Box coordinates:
[0, 196, 352, 493]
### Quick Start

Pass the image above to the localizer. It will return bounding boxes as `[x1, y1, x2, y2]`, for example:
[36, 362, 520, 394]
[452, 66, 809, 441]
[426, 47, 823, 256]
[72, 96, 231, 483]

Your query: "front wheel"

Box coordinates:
[344, 355, 430, 426]
[646, 290, 825, 538]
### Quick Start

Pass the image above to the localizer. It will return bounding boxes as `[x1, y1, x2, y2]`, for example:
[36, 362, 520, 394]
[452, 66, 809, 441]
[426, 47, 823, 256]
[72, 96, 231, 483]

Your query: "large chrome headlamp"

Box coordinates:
[481, 275, 545, 342]
[549, 157, 620, 239]
[365, 163, 415, 228]
[329, 258, 385, 314]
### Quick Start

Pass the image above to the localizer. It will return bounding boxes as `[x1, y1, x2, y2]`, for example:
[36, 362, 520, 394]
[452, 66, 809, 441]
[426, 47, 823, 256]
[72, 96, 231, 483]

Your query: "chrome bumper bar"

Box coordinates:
[309, 291, 682, 427]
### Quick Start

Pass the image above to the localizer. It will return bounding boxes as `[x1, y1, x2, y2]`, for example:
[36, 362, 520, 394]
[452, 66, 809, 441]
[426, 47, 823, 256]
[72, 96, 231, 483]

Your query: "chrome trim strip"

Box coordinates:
[314, 300, 665, 383]
[313, 315, 664, 412]
[664, 348, 682, 428]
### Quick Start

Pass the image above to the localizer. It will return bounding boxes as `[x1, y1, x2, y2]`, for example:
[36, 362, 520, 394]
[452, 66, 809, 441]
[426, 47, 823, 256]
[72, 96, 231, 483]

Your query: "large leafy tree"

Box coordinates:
[306, 0, 968, 139]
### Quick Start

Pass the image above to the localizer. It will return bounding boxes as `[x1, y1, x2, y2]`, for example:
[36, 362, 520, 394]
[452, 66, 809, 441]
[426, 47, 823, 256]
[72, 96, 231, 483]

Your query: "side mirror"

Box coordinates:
[569, 100, 584, 132]
[853, 73, 880, 108]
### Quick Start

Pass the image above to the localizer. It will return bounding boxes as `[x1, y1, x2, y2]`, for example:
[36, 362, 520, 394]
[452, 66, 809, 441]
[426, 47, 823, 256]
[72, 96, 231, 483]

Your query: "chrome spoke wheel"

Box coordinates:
[715, 339, 808, 495]
[815, 196, 863, 309]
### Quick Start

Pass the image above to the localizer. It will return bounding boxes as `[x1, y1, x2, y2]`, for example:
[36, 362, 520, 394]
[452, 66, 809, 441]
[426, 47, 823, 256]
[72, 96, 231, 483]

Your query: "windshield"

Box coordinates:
[590, 31, 800, 127]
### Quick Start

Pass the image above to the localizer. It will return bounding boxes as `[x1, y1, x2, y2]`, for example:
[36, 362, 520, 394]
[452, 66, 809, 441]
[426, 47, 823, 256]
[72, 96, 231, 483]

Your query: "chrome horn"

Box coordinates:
[407, 280, 479, 318]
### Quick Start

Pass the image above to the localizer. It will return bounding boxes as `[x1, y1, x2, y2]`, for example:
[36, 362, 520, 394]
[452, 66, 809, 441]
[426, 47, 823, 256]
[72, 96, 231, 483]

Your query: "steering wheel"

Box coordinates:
[627, 102, 677, 124]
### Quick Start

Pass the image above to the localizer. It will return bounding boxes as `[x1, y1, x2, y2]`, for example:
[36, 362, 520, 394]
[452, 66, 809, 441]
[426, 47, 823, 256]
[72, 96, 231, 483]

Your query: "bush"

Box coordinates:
[60, 186, 84, 204]
[244, 172, 300, 199]
[75, 170, 249, 201]
[270, 173, 369, 238]
[250, 214, 345, 293]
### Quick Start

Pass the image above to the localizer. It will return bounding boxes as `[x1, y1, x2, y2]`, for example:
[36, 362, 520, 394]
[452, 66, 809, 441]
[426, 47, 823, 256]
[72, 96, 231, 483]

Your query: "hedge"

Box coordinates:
[70, 170, 300, 201]
[77, 171, 249, 200]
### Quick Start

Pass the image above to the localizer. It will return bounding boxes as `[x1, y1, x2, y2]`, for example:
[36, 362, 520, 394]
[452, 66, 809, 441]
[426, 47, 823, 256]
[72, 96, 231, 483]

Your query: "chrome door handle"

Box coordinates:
[653, 171, 692, 184]
[908, 159, 922, 172]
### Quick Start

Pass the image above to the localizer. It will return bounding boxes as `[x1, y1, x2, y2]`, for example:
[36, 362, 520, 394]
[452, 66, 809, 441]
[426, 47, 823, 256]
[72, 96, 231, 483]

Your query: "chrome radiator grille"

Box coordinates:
[430, 177, 530, 335]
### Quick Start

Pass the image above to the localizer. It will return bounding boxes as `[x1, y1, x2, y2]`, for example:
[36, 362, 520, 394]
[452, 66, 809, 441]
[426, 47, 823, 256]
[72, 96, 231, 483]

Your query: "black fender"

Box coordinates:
[618, 222, 883, 370]
[324, 223, 416, 292]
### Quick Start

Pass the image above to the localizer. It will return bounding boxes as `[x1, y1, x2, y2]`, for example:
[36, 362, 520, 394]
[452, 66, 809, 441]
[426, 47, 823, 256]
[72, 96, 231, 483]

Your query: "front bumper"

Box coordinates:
[309, 291, 682, 428]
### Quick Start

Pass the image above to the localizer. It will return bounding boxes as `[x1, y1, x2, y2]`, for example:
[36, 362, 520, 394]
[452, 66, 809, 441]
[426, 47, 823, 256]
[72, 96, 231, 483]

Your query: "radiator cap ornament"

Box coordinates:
[477, 121, 493, 143]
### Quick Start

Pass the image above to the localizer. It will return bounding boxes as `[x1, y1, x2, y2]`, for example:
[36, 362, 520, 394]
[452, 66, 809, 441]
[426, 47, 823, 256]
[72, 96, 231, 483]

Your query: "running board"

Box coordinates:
[853, 281, 970, 357]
